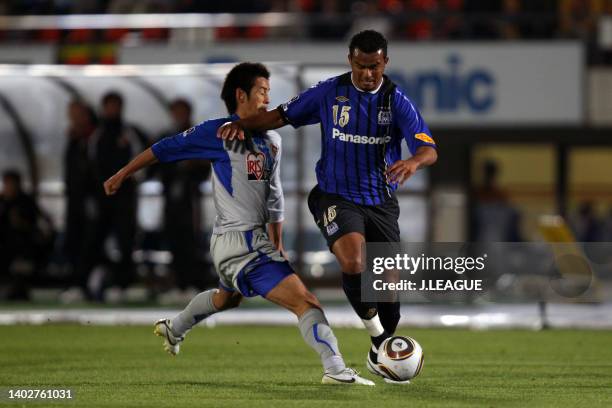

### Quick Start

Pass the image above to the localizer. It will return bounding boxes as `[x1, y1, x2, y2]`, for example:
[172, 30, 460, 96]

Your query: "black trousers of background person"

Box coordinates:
[162, 184, 205, 291]
[63, 193, 88, 280]
[77, 182, 137, 297]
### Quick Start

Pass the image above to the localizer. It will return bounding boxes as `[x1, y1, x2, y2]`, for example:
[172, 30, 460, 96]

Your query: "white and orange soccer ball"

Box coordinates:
[376, 336, 424, 382]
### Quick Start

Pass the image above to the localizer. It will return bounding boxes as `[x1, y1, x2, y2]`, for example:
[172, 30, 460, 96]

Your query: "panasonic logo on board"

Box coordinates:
[389, 54, 496, 113]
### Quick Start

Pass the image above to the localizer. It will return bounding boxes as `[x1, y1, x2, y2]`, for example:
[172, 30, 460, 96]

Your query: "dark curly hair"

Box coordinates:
[349, 30, 388, 57]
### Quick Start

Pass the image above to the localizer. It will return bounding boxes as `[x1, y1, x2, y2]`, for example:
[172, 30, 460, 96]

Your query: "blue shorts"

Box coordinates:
[219, 259, 294, 298]
[211, 228, 294, 298]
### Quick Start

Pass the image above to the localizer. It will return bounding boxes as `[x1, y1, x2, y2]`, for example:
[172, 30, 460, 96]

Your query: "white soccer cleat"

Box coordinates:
[366, 346, 411, 385]
[153, 318, 184, 356]
[322, 367, 375, 386]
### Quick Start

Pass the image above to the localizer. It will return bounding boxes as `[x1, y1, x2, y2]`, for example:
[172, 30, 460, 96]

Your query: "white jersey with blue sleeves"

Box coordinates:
[151, 115, 283, 234]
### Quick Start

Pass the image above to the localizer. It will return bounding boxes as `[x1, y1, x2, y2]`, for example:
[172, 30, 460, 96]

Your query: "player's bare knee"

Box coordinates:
[304, 290, 321, 309]
[213, 290, 242, 311]
[295, 290, 321, 315]
[223, 293, 243, 310]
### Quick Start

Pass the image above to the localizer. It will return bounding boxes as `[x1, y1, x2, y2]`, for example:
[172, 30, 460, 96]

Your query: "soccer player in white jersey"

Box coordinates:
[103, 62, 373, 385]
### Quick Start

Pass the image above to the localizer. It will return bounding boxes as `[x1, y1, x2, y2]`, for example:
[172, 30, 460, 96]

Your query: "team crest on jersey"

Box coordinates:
[246, 152, 268, 181]
[378, 109, 392, 125]
[335, 96, 349, 103]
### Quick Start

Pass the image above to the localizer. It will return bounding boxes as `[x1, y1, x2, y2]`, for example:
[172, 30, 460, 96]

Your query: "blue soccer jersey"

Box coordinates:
[278, 72, 436, 206]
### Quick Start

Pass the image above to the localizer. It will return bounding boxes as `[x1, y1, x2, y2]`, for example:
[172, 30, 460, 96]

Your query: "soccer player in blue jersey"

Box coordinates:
[218, 31, 438, 383]
[103, 62, 373, 385]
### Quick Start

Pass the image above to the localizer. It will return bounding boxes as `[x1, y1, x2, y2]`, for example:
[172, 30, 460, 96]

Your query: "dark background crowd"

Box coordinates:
[0, 92, 212, 301]
[2, 92, 612, 302]
[0, 0, 608, 42]
[1, 1, 611, 65]
[1, 1, 612, 303]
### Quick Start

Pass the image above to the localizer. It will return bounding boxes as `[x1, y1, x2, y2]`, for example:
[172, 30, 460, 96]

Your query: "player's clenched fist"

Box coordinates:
[385, 159, 420, 185]
[217, 121, 245, 141]
[104, 173, 124, 195]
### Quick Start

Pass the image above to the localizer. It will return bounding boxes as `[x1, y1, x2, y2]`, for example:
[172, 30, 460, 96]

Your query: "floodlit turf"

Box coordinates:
[0, 325, 611, 407]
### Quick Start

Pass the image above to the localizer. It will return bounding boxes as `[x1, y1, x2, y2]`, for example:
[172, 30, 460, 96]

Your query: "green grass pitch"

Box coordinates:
[1, 325, 611, 407]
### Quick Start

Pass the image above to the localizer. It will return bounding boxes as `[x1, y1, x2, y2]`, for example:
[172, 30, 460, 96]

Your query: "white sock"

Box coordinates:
[171, 289, 219, 336]
[298, 308, 347, 374]
[362, 313, 385, 337]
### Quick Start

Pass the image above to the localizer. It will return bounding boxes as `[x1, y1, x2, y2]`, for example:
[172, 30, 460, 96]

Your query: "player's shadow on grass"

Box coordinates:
[164, 380, 378, 398]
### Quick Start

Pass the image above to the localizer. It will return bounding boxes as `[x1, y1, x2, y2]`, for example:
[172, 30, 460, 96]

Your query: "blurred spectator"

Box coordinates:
[521, 0, 556, 39]
[404, 0, 438, 40]
[308, 0, 351, 40]
[0, 0, 597, 43]
[67, 0, 105, 14]
[153, 99, 211, 291]
[471, 160, 522, 242]
[602, 206, 612, 241]
[569, 201, 603, 242]
[3, 0, 56, 15]
[77, 91, 148, 300]
[107, 0, 174, 14]
[347, 1, 393, 40]
[558, 0, 605, 62]
[463, 0, 502, 39]
[172, 0, 273, 13]
[437, 0, 465, 39]
[0, 169, 55, 300]
[499, 0, 522, 39]
[400, 0, 464, 40]
[558, 0, 601, 40]
[62, 99, 97, 282]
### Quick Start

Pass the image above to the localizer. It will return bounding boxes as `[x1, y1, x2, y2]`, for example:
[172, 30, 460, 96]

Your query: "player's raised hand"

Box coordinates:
[104, 173, 124, 195]
[217, 121, 245, 141]
[224, 129, 256, 154]
[385, 159, 420, 185]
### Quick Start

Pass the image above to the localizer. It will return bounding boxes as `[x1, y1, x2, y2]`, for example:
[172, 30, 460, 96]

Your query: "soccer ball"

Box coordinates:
[376, 336, 424, 382]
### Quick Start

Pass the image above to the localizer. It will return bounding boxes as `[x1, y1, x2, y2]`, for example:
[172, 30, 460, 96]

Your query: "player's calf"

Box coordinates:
[155, 287, 242, 356]
[265, 274, 373, 384]
[171, 287, 241, 336]
[213, 289, 243, 311]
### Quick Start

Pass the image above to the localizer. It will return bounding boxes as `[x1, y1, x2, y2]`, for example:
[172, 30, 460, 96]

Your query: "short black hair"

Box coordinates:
[169, 98, 192, 114]
[220, 62, 270, 114]
[2, 168, 21, 185]
[102, 91, 123, 106]
[349, 30, 388, 57]
[70, 98, 98, 126]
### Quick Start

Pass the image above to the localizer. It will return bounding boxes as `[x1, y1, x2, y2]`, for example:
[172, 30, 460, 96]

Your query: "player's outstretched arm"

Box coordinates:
[104, 147, 158, 195]
[386, 146, 438, 185]
[217, 109, 285, 141]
